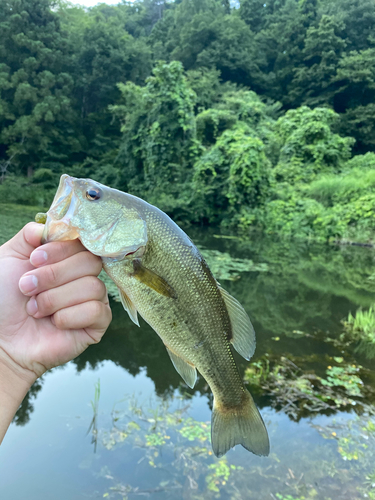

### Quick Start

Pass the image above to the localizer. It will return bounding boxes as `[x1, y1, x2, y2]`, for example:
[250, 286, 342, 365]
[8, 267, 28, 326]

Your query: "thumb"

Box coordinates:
[4, 223, 44, 259]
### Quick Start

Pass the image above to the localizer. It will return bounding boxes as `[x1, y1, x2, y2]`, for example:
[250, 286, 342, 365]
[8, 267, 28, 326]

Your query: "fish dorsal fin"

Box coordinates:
[218, 285, 256, 361]
[165, 345, 197, 389]
[118, 287, 140, 326]
[132, 260, 177, 299]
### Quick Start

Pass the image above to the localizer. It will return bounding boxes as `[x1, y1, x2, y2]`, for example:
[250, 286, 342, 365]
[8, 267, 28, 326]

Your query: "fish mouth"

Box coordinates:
[42, 174, 79, 244]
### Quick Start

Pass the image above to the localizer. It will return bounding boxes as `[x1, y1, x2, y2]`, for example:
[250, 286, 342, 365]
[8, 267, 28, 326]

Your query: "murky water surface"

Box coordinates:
[1, 208, 375, 500]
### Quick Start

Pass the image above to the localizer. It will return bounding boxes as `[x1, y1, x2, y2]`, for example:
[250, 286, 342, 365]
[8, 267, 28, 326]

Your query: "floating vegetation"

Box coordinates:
[96, 396, 244, 499]
[284, 330, 313, 339]
[313, 413, 375, 499]
[205, 461, 243, 493]
[321, 359, 363, 397]
[199, 248, 268, 281]
[179, 418, 211, 443]
[244, 354, 374, 420]
[342, 305, 375, 359]
[81, 311, 375, 500]
[90, 393, 375, 500]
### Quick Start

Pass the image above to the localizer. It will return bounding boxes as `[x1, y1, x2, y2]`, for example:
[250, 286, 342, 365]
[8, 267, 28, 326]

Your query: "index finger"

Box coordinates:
[30, 238, 86, 267]
[2, 222, 44, 259]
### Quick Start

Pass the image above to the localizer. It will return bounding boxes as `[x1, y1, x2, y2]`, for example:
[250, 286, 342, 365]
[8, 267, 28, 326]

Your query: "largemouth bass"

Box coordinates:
[40, 174, 269, 457]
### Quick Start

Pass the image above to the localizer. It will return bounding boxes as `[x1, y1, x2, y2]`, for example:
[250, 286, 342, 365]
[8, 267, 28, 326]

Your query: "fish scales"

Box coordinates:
[104, 207, 245, 407]
[40, 174, 270, 458]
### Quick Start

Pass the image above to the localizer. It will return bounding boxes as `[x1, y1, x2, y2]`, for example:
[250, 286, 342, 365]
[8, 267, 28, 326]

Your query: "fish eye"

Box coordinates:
[86, 187, 101, 201]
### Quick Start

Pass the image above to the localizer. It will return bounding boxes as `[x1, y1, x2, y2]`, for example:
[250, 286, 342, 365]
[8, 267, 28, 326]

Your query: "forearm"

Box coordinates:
[0, 351, 35, 445]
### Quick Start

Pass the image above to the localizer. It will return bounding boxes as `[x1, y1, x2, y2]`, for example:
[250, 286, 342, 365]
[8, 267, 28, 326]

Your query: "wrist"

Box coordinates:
[0, 348, 37, 399]
[0, 349, 37, 445]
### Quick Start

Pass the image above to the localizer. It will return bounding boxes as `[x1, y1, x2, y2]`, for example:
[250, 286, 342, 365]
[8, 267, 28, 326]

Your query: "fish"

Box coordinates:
[39, 174, 270, 458]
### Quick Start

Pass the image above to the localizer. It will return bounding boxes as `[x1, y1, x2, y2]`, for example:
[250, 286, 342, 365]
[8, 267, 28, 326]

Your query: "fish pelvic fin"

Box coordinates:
[118, 287, 140, 326]
[133, 259, 177, 299]
[211, 389, 270, 458]
[218, 285, 256, 361]
[165, 345, 197, 389]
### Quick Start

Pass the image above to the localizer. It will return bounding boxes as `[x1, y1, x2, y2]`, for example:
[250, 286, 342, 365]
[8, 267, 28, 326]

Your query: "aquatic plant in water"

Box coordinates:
[87, 379, 101, 452]
[96, 396, 244, 499]
[321, 358, 363, 397]
[313, 413, 375, 499]
[342, 305, 375, 359]
[244, 354, 373, 420]
[88, 390, 375, 500]
[199, 248, 268, 281]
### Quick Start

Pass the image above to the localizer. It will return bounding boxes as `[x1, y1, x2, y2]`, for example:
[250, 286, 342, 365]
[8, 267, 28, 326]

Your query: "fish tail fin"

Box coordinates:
[211, 389, 269, 458]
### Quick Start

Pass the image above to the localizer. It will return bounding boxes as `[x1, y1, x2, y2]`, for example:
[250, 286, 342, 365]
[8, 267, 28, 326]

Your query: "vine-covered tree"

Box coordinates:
[111, 61, 199, 214]
[0, 0, 375, 241]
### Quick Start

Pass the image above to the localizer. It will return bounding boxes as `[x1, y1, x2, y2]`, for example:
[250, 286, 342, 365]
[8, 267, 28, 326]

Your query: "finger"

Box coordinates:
[19, 251, 103, 296]
[27, 276, 108, 318]
[52, 300, 112, 337]
[3, 223, 44, 259]
[30, 239, 86, 267]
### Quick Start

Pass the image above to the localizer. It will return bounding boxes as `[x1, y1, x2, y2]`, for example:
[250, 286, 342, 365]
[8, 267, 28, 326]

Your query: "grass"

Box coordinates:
[307, 168, 375, 206]
[87, 379, 101, 452]
[0, 203, 46, 245]
[346, 306, 375, 339]
[343, 305, 375, 359]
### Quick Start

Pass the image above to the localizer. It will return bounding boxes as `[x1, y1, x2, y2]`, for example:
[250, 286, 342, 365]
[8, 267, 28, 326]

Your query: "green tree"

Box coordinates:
[324, 0, 375, 52]
[121, 0, 169, 38]
[289, 15, 346, 107]
[0, 0, 80, 177]
[151, 0, 263, 90]
[239, 0, 274, 33]
[332, 48, 375, 152]
[254, 0, 320, 102]
[68, 4, 152, 153]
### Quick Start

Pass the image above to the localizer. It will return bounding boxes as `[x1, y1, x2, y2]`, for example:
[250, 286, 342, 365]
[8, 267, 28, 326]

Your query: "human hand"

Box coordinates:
[0, 222, 112, 386]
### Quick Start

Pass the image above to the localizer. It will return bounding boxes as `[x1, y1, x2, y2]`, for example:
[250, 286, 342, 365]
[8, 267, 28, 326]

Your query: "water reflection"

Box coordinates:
[14, 232, 375, 426]
[4, 230, 375, 500]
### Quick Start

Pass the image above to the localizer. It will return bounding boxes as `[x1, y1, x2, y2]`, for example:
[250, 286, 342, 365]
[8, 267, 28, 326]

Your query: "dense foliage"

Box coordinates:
[1, 0, 375, 242]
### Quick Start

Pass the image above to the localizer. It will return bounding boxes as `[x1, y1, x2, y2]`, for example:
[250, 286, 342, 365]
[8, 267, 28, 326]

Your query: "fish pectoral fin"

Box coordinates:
[218, 285, 256, 361]
[132, 259, 177, 299]
[118, 287, 140, 326]
[165, 346, 197, 389]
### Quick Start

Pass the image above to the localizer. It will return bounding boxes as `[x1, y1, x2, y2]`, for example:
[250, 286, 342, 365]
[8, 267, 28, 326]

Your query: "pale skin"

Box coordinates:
[0, 222, 112, 444]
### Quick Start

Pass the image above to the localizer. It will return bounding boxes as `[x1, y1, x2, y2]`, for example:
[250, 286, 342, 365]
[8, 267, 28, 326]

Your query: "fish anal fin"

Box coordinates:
[133, 260, 177, 299]
[218, 285, 256, 361]
[165, 345, 197, 389]
[118, 287, 139, 326]
[211, 389, 270, 458]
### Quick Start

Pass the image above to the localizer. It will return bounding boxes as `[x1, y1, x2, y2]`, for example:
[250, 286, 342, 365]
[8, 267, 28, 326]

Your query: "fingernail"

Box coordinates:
[26, 297, 38, 315]
[19, 275, 38, 294]
[30, 249, 48, 266]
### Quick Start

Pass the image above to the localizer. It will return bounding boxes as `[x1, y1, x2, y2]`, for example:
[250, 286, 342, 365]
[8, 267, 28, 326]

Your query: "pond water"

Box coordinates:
[1, 205, 375, 500]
